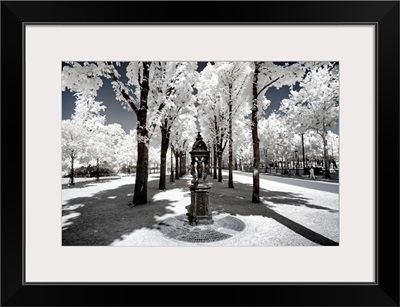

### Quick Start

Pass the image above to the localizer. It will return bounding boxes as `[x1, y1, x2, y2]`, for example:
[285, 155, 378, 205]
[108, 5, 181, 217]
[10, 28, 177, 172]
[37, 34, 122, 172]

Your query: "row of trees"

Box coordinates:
[236, 126, 339, 171]
[62, 94, 338, 184]
[62, 61, 339, 205]
[63, 62, 198, 204]
[62, 92, 135, 184]
[61, 92, 191, 184]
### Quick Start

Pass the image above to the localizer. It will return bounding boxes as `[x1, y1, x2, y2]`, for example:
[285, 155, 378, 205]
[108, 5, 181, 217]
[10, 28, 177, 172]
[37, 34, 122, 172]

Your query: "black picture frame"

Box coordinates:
[1, 1, 399, 306]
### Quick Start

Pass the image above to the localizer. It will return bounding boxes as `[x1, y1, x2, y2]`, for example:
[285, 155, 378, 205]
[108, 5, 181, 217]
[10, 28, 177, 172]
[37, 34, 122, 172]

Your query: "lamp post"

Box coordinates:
[295, 149, 299, 176]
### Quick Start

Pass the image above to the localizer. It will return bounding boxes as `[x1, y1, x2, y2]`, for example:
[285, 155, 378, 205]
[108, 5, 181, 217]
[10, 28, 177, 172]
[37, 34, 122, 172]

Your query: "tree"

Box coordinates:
[259, 114, 278, 170]
[279, 63, 339, 178]
[326, 131, 339, 168]
[170, 114, 197, 180]
[86, 126, 109, 180]
[63, 61, 157, 204]
[105, 123, 127, 173]
[148, 62, 198, 189]
[214, 62, 252, 188]
[149, 146, 160, 174]
[264, 112, 295, 171]
[115, 129, 137, 175]
[61, 119, 88, 185]
[232, 116, 251, 171]
[71, 92, 124, 181]
[197, 64, 217, 179]
[197, 63, 229, 182]
[87, 123, 125, 180]
[303, 130, 325, 166]
[61, 91, 106, 184]
[236, 140, 253, 171]
[250, 62, 309, 202]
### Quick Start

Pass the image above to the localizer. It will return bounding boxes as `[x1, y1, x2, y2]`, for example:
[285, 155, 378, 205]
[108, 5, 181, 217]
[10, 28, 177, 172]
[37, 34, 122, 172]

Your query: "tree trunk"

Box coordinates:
[322, 134, 331, 179]
[180, 152, 185, 177]
[234, 158, 238, 171]
[209, 148, 212, 176]
[170, 148, 174, 183]
[133, 138, 149, 204]
[132, 62, 151, 205]
[96, 158, 100, 181]
[69, 155, 75, 185]
[251, 62, 261, 203]
[218, 145, 223, 182]
[213, 144, 217, 179]
[207, 143, 212, 176]
[265, 148, 268, 173]
[184, 154, 187, 175]
[175, 152, 180, 180]
[184, 153, 187, 175]
[301, 133, 305, 172]
[159, 125, 169, 190]
[228, 98, 234, 188]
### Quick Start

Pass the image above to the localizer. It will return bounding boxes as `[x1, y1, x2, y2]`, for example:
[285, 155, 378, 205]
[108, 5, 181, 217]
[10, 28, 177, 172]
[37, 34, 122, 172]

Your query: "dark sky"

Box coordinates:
[62, 62, 337, 134]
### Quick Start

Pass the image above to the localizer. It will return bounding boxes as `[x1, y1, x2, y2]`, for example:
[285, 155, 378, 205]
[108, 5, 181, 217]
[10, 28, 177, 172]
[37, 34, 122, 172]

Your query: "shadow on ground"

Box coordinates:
[62, 174, 338, 246]
[62, 179, 189, 246]
[208, 178, 338, 246]
[62, 177, 121, 190]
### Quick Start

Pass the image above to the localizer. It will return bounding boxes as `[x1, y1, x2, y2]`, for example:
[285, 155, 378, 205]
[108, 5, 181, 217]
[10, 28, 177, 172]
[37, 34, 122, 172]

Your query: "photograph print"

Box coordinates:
[61, 61, 339, 247]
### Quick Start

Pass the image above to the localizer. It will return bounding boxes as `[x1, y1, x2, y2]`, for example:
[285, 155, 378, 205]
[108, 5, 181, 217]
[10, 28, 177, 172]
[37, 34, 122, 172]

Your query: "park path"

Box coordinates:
[230, 170, 339, 194]
[62, 171, 339, 246]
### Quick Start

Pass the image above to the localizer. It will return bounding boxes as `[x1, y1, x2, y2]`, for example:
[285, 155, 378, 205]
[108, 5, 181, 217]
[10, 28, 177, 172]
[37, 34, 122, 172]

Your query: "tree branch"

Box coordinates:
[106, 64, 138, 114]
[257, 76, 282, 97]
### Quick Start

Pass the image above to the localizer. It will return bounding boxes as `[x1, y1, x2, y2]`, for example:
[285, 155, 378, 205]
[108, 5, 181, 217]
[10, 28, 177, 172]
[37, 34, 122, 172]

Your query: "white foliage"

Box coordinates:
[62, 90, 130, 174]
[149, 146, 161, 166]
[170, 114, 197, 152]
[148, 61, 198, 136]
[61, 119, 89, 172]
[197, 62, 253, 153]
[279, 62, 339, 136]
[63, 61, 137, 112]
[71, 91, 106, 130]
[115, 129, 137, 168]
[62, 62, 104, 95]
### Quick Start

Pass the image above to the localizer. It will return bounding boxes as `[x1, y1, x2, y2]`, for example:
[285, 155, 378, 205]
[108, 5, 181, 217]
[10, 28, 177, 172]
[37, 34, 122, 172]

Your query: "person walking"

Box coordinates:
[309, 167, 316, 180]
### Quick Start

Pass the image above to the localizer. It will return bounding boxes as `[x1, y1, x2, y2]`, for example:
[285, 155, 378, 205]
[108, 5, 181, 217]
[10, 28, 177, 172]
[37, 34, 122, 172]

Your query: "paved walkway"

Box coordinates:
[259, 173, 339, 193]
[264, 172, 339, 183]
[62, 170, 339, 247]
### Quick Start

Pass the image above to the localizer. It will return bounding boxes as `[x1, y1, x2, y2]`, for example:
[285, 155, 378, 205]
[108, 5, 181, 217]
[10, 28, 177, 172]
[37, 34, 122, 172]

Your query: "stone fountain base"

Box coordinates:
[155, 214, 246, 243]
[187, 184, 213, 226]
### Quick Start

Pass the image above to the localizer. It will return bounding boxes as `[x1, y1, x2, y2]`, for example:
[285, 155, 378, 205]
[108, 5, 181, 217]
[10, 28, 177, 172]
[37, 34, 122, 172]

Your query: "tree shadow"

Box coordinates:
[62, 175, 338, 246]
[208, 178, 339, 246]
[62, 177, 121, 190]
[265, 190, 338, 213]
[62, 179, 187, 246]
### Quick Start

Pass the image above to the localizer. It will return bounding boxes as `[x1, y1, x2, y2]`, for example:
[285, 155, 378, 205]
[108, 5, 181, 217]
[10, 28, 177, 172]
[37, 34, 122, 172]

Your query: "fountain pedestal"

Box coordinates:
[188, 184, 212, 225]
[186, 132, 213, 226]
